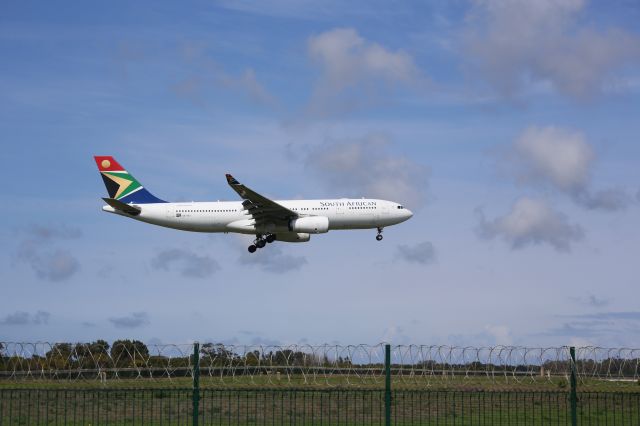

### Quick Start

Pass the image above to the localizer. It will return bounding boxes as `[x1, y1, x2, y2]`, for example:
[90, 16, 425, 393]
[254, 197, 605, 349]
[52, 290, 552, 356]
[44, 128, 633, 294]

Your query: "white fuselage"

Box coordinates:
[102, 198, 412, 235]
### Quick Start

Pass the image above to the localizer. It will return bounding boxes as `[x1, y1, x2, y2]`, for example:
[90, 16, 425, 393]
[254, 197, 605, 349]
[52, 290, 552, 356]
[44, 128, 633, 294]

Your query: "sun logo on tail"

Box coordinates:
[94, 156, 167, 204]
[94, 156, 143, 200]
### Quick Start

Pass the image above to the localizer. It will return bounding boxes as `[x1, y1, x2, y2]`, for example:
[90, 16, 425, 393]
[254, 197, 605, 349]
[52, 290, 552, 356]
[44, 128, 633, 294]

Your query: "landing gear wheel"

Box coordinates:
[248, 245, 257, 253]
[266, 234, 276, 243]
[256, 239, 266, 249]
[376, 234, 383, 241]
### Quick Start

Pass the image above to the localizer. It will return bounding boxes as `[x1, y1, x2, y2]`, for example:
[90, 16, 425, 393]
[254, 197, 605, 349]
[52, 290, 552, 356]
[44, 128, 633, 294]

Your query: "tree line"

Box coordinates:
[0, 340, 343, 374]
[1, 341, 638, 377]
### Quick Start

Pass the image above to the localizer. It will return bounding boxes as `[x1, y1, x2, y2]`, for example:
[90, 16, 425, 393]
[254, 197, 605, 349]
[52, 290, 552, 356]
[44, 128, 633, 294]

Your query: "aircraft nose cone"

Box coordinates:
[401, 208, 413, 221]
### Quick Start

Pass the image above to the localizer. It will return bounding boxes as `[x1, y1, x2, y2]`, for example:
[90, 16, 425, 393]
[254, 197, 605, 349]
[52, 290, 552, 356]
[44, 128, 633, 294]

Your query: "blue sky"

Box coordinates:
[1, 0, 639, 347]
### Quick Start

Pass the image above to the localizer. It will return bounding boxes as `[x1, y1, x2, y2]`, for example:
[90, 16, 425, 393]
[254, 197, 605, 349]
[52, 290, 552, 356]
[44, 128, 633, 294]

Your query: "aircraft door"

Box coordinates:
[377, 202, 390, 222]
[333, 203, 346, 229]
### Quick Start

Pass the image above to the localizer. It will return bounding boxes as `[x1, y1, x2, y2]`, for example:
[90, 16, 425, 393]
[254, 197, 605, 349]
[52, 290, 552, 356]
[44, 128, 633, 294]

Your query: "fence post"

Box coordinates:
[192, 342, 200, 426]
[385, 344, 391, 426]
[570, 346, 577, 426]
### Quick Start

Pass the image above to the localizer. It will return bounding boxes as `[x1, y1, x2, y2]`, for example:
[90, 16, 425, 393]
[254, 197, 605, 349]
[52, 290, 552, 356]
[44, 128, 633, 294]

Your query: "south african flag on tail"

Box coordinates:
[94, 156, 166, 204]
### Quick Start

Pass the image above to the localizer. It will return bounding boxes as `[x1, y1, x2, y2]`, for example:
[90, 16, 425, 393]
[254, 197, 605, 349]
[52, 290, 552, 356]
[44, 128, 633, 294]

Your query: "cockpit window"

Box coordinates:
[397, 205, 404, 209]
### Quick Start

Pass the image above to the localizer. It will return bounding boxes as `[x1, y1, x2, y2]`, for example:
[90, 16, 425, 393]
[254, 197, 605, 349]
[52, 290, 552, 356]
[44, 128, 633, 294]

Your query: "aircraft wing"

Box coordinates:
[226, 174, 297, 227]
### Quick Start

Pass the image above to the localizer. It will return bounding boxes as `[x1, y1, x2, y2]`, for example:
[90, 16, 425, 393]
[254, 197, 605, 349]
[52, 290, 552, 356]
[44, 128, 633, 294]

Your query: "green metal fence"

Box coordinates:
[2, 343, 640, 425]
[2, 388, 640, 425]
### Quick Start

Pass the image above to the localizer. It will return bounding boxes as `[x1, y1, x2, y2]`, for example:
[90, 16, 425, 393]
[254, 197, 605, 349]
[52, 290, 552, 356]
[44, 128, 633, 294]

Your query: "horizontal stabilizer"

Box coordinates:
[102, 198, 141, 216]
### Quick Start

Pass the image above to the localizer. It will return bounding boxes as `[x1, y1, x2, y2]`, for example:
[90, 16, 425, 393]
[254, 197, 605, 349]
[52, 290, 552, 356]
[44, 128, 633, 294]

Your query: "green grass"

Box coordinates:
[1, 373, 638, 425]
[1, 388, 639, 425]
[1, 373, 639, 392]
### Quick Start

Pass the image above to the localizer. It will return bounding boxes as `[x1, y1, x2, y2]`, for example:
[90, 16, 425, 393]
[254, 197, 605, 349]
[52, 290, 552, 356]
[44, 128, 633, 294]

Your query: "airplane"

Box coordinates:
[94, 156, 413, 253]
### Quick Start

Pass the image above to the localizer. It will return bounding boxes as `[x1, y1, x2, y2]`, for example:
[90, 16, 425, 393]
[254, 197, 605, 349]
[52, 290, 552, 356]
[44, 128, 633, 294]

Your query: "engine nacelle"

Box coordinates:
[289, 216, 329, 234]
[275, 232, 310, 243]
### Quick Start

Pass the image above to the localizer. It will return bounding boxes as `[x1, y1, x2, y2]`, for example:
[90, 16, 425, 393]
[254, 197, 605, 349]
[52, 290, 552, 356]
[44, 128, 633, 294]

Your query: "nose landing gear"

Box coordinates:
[247, 234, 276, 253]
[376, 227, 384, 241]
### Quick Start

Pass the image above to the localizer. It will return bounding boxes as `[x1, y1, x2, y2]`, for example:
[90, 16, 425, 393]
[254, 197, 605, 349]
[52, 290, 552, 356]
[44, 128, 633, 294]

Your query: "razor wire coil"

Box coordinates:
[1, 342, 638, 389]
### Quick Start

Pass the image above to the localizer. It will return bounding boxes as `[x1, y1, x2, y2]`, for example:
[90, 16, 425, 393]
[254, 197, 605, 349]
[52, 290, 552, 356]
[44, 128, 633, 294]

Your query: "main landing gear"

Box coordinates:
[248, 234, 276, 253]
[376, 227, 384, 241]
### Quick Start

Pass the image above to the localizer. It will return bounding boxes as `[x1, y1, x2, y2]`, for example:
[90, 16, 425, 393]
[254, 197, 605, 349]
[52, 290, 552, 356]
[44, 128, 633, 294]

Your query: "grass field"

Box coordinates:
[2, 373, 639, 425]
[1, 386, 639, 425]
[2, 373, 639, 392]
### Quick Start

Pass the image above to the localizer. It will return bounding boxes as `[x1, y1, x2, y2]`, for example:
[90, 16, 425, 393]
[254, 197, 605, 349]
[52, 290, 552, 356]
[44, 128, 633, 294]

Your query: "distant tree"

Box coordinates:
[337, 356, 352, 367]
[90, 340, 110, 356]
[200, 344, 238, 364]
[111, 340, 149, 369]
[46, 343, 73, 359]
[200, 343, 217, 358]
[46, 343, 73, 369]
[72, 340, 111, 369]
[74, 343, 91, 360]
[245, 350, 260, 366]
[272, 349, 289, 366]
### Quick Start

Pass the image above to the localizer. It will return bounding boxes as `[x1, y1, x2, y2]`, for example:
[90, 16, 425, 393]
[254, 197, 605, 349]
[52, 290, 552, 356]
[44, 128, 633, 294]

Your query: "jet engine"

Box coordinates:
[275, 232, 311, 243]
[289, 216, 329, 234]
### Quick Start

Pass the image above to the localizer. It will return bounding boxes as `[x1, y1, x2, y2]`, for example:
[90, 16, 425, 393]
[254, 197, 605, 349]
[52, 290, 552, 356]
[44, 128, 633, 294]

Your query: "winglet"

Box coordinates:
[226, 174, 240, 185]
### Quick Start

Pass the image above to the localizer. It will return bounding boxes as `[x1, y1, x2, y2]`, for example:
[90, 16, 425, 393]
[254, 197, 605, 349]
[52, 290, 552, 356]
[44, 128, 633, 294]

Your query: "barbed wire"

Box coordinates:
[0, 341, 194, 383]
[1, 342, 638, 389]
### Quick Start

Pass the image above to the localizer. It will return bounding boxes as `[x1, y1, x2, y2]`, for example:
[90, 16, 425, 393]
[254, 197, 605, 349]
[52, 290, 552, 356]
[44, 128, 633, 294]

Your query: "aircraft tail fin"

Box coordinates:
[94, 156, 167, 204]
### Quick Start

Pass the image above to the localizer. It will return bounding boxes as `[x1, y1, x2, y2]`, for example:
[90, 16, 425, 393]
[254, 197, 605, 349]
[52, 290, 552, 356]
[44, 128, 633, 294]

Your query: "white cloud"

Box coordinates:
[31, 250, 80, 281]
[381, 325, 412, 344]
[306, 28, 421, 117]
[484, 324, 513, 346]
[16, 224, 81, 282]
[465, 0, 640, 99]
[151, 248, 220, 278]
[216, 68, 276, 105]
[476, 197, 584, 251]
[570, 294, 609, 308]
[172, 43, 275, 107]
[574, 188, 630, 211]
[305, 134, 429, 210]
[543, 322, 609, 338]
[511, 126, 593, 192]
[0, 310, 50, 326]
[544, 311, 640, 343]
[214, 0, 402, 21]
[109, 312, 150, 329]
[507, 126, 630, 211]
[238, 244, 307, 274]
[396, 241, 437, 265]
[309, 28, 417, 88]
[27, 225, 82, 241]
[567, 311, 640, 321]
